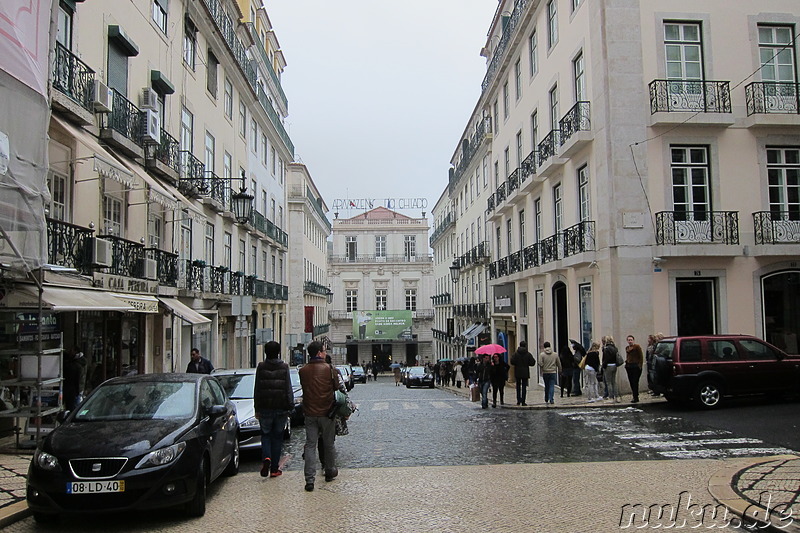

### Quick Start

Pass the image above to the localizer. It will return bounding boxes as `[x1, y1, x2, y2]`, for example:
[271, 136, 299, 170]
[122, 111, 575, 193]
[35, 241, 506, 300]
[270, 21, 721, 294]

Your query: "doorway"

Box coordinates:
[552, 281, 568, 350]
[677, 278, 716, 335]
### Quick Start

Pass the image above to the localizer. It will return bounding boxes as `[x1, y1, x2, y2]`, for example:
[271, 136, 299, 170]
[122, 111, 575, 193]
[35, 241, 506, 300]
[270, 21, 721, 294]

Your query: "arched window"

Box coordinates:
[762, 270, 800, 354]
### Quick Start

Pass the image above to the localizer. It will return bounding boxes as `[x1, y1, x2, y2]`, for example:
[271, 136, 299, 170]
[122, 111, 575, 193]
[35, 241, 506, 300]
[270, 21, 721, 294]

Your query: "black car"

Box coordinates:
[27, 373, 239, 522]
[406, 366, 435, 388]
[350, 365, 367, 384]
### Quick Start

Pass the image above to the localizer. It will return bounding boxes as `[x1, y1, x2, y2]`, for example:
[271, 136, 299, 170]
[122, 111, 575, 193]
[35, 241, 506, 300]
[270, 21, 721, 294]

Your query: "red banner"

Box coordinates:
[304, 306, 314, 333]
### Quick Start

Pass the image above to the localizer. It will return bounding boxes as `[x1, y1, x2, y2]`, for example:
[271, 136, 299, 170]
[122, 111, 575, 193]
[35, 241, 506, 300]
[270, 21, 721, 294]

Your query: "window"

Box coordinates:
[671, 146, 710, 221]
[531, 110, 539, 148]
[262, 251, 267, 279]
[762, 271, 800, 351]
[271, 254, 276, 281]
[549, 85, 559, 130]
[346, 290, 358, 312]
[405, 289, 417, 311]
[574, 52, 586, 102]
[493, 100, 499, 132]
[483, 156, 488, 188]
[207, 50, 218, 97]
[271, 146, 276, 175]
[107, 40, 129, 96]
[180, 107, 193, 153]
[183, 20, 196, 70]
[572, 0, 582, 11]
[152, 0, 167, 33]
[502, 82, 509, 119]
[251, 119, 258, 152]
[516, 131, 524, 167]
[261, 134, 268, 166]
[665, 22, 703, 80]
[514, 59, 522, 100]
[238, 239, 246, 272]
[494, 161, 499, 190]
[496, 226, 502, 259]
[404, 235, 416, 260]
[375, 289, 387, 310]
[534, 198, 542, 241]
[270, 198, 276, 221]
[47, 171, 68, 221]
[103, 195, 122, 236]
[204, 131, 215, 173]
[504, 147, 510, 178]
[346, 236, 357, 261]
[529, 31, 538, 77]
[56, 2, 73, 49]
[547, 0, 558, 48]
[223, 78, 233, 119]
[758, 26, 796, 83]
[251, 243, 257, 276]
[767, 147, 800, 220]
[223, 152, 232, 180]
[239, 100, 246, 138]
[205, 223, 215, 264]
[224, 232, 232, 269]
[506, 219, 513, 252]
[578, 166, 590, 222]
[579, 284, 592, 348]
[375, 235, 386, 259]
[553, 183, 563, 232]
[148, 213, 163, 249]
[519, 209, 526, 248]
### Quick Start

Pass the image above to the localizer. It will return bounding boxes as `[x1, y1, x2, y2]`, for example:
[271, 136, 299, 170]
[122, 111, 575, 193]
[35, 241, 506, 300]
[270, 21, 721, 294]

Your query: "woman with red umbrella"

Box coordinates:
[490, 353, 510, 407]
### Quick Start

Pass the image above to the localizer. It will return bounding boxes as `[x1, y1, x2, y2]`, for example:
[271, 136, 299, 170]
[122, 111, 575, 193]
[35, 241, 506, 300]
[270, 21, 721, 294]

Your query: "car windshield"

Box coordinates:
[215, 374, 255, 400]
[337, 366, 350, 375]
[352, 366, 364, 373]
[409, 367, 426, 375]
[75, 381, 196, 421]
[290, 371, 301, 390]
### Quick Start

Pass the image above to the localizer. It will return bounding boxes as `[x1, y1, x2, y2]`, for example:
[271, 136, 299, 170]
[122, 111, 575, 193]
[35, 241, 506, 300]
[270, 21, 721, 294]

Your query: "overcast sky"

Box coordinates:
[265, 1, 499, 219]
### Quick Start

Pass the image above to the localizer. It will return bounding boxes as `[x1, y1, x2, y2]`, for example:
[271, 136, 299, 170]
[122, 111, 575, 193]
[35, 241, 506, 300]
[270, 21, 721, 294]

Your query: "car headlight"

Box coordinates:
[240, 416, 260, 429]
[34, 451, 61, 472]
[135, 442, 186, 469]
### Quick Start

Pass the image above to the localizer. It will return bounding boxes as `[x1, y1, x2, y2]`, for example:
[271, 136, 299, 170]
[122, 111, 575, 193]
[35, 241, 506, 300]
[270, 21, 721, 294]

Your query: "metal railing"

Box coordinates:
[177, 151, 205, 196]
[521, 150, 537, 180]
[97, 234, 146, 278]
[430, 211, 456, 245]
[649, 80, 732, 113]
[450, 116, 492, 190]
[46, 217, 94, 274]
[507, 169, 520, 194]
[245, 23, 288, 111]
[313, 323, 330, 336]
[145, 248, 179, 286]
[508, 250, 523, 274]
[562, 221, 596, 257]
[481, 0, 531, 94]
[145, 129, 181, 174]
[537, 129, 561, 166]
[495, 182, 507, 204]
[559, 101, 591, 144]
[52, 42, 95, 111]
[753, 211, 800, 244]
[523, 242, 539, 270]
[745, 82, 800, 115]
[304, 280, 329, 296]
[655, 211, 739, 245]
[102, 89, 144, 146]
[256, 84, 294, 157]
[329, 254, 433, 263]
[186, 260, 206, 291]
[431, 293, 452, 305]
[487, 193, 496, 214]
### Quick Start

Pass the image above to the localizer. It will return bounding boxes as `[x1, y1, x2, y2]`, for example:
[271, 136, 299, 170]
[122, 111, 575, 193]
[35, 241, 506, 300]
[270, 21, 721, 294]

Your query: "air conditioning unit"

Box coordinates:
[140, 258, 158, 280]
[92, 237, 113, 267]
[92, 80, 113, 113]
[142, 109, 161, 144]
[139, 87, 159, 110]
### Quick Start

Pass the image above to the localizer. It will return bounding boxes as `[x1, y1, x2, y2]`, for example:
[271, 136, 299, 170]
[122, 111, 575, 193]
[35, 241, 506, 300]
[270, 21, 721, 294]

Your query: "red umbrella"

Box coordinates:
[474, 343, 507, 355]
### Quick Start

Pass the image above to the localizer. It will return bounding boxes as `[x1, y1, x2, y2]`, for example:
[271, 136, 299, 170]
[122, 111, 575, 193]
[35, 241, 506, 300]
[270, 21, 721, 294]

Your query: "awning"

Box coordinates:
[113, 153, 180, 211]
[159, 297, 212, 332]
[464, 323, 487, 340]
[0, 285, 134, 312]
[110, 292, 159, 313]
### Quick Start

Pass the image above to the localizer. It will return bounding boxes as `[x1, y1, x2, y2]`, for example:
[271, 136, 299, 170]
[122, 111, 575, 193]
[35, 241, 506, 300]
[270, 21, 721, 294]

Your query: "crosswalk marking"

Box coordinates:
[430, 401, 453, 409]
[367, 400, 471, 411]
[372, 402, 389, 410]
[402, 402, 419, 410]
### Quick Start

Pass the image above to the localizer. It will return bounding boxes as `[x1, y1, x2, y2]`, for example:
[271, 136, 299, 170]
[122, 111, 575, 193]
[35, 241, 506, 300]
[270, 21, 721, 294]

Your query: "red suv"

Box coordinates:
[651, 335, 800, 409]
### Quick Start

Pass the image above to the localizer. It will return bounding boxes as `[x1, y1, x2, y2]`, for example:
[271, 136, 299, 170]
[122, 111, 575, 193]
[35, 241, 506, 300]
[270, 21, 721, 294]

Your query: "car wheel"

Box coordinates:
[695, 381, 723, 409]
[33, 512, 59, 525]
[429, 383, 434, 388]
[185, 458, 207, 517]
[223, 439, 240, 477]
[406, 384, 411, 388]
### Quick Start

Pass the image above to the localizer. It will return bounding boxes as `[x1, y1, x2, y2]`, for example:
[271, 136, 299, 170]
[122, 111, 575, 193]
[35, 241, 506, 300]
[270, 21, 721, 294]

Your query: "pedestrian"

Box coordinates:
[558, 343, 574, 398]
[601, 335, 621, 402]
[372, 363, 379, 382]
[253, 341, 293, 478]
[477, 353, 493, 408]
[570, 340, 585, 396]
[460, 360, 469, 387]
[625, 335, 644, 403]
[510, 341, 536, 406]
[298, 341, 338, 492]
[393, 364, 402, 386]
[584, 341, 603, 402]
[490, 354, 509, 407]
[646, 333, 663, 396]
[539, 341, 561, 406]
[186, 347, 213, 374]
[454, 360, 463, 388]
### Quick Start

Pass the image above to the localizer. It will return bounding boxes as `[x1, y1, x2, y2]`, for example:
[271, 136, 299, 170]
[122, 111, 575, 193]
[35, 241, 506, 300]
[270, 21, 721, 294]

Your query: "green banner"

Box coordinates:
[353, 310, 413, 340]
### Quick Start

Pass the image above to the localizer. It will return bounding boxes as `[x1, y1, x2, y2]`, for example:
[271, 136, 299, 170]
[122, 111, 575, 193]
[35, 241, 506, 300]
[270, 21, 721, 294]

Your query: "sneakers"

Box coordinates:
[587, 398, 596, 403]
[304, 483, 314, 492]
[615, 397, 621, 403]
[260, 458, 271, 478]
[270, 470, 283, 478]
[596, 397, 604, 401]
[325, 468, 338, 482]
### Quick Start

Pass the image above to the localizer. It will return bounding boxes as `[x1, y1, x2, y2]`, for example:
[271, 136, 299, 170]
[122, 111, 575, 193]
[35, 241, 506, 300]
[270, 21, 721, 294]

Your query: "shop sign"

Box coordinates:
[493, 283, 516, 314]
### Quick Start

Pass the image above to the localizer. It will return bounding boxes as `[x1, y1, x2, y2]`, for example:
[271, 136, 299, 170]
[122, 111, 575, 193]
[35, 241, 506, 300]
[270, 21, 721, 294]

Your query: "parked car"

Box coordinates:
[651, 334, 800, 409]
[289, 367, 304, 425]
[213, 369, 261, 450]
[406, 366, 435, 388]
[27, 373, 239, 522]
[336, 365, 354, 391]
[350, 365, 367, 384]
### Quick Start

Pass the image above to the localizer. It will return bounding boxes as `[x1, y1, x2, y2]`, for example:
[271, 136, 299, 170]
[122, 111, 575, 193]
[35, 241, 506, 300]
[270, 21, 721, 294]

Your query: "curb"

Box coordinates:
[708, 455, 800, 533]
[0, 501, 30, 528]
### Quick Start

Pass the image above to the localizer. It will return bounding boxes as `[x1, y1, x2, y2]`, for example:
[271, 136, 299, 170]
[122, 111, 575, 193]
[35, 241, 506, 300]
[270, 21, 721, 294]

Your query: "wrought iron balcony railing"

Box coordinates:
[450, 116, 492, 190]
[202, 0, 256, 90]
[329, 254, 433, 264]
[559, 101, 591, 144]
[540, 233, 562, 264]
[102, 89, 144, 146]
[562, 221, 596, 257]
[304, 280, 330, 296]
[753, 211, 800, 244]
[97, 234, 146, 278]
[481, 0, 531, 95]
[649, 80, 732, 114]
[52, 42, 95, 112]
[487, 193, 496, 213]
[523, 242, 539, 269]
[254, 279, 267, 299]
[745, 82, 800, 115]
[145, 248, 178, 286]
[655, 210, 739, 245]
[497, 256, 508, 277]
[245, 23, 288, 111]
[230, 271, 243, 295]
[256, 83, 294, 156]
[508, 250, 523, 274]
[177, 151, 205, 196]
[507, 169, 520, 194]
[521, 150, 537, 180]
[537, 129, 561, 166]
[145, 129, 181, 174]
[313, 323, 330, 336]
[495, 182, 507, 204]
[186, 260, 206, 292]
[457, 241, 491, 269]
[46, 217, 94, 274]
[243, 275, 256, 296]
[209, 266, 228, 294]
[430, 211, 456, 245]
[431, 293, 452, 305]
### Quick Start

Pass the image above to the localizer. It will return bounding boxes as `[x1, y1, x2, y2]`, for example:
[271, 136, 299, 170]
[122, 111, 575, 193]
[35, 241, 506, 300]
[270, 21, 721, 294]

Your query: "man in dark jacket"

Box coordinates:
[298, 341, 339, 492]
[253, 341, 292, 478]
[510, 341, 536, 406]
[476, 354, 492, 409]
[186, 347, 213, 374]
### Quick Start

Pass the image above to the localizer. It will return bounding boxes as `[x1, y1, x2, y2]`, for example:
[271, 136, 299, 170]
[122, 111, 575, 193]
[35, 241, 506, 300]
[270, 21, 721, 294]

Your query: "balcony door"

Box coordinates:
[671, 146, 711, 242]
[665, 22, 704, 109]
[759, 26, 798, 112]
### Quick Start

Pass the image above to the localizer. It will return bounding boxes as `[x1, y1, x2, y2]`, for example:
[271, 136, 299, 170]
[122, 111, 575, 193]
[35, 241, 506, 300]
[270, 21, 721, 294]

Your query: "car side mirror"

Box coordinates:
[206, 405, 227, 418]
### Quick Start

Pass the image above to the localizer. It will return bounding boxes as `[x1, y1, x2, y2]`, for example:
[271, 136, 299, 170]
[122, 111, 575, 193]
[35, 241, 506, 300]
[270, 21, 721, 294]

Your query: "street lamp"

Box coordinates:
[326, 286, 334, 304]
[231, 169, 254, 224]
[449, 258, 461, 283]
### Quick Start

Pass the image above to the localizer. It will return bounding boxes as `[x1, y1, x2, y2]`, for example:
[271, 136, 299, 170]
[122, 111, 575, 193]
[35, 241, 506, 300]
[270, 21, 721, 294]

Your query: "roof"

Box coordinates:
[346, 206, 411, 220]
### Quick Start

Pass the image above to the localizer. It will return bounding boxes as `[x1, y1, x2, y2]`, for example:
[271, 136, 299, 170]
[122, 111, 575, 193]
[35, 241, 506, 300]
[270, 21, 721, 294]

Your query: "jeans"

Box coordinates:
[491, 381, 505, 405]
[543, 373, 557, 403]
[515, 378, 529, 404]
[480, 380, 491, 408]
[258, 409, 289, 472]
[572, 367, 582, 395]
[605, 364, 619, 399]
[626, 364, 642, 401]
[304, 415, 336, 484]
[585, 367, 599, 399]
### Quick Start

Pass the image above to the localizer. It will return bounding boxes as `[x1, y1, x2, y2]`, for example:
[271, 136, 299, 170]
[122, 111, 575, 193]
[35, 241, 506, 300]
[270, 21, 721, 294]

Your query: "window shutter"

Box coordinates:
[107, 41, 128, 96]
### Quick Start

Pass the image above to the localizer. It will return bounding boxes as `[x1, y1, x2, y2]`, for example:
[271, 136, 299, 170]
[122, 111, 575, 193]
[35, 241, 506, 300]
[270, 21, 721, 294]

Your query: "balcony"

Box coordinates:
[753, 211, 800, 245]
[46, 218, 94, 274]
[256, 84, 294, 157]
[649, 80, 734, 126]
[505, 169, 521, 205]
[558, 101, 592, 158]
[508, 250, 523, 274]
[453, 303, 488, 319]
[100, 89, 144, 158]
[304, 280, 330, 296]
[457, 241, 490, 270]
[523, 242, 539, 269]
[481, 0, 531, 95]
[519, 150, 538, 188]
[430, 211, 456, 246]
[198, 171, 229, 212]
[562, 221, 596, 258]
[177, 151, 206, 198]
[537, 129, 566, 177]
[208, 266, 229, 294]
[145, 130, 181, 183]
[51, 42, 95, 123]
[431, 293, 452, 305]
[655, 211, 739, 245]
[495, 182, 507, 206]
[487, 193, 496, 214]
[245, 23, 288, 112]
[329, 254, 433, 264]
[744, 82, 800, 128]
[146, 248, 178, 287]
[186, 260, 207, 292]
[313, 323, 330, 337]
[97, 234, 146, 278]
[450, 116, 493, 191]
